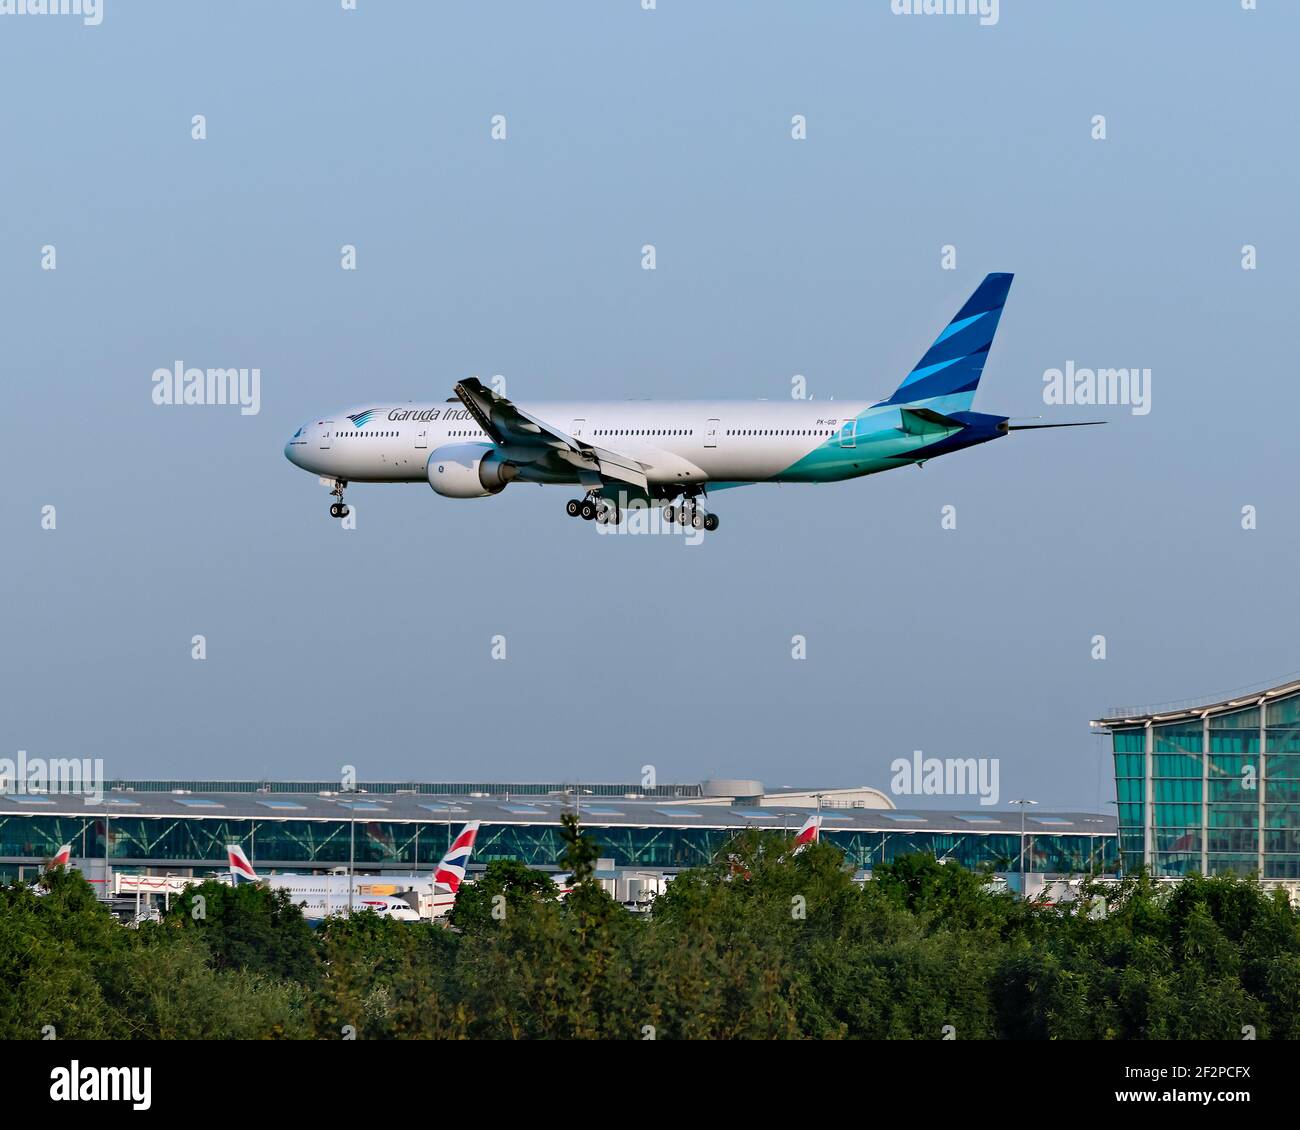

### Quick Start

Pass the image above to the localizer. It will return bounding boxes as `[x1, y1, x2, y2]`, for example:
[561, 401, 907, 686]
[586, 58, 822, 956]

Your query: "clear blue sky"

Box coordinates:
[3, 1, 1297, 811]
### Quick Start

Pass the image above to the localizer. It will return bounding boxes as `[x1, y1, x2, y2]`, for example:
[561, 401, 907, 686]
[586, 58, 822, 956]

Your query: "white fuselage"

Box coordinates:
[262, 873, 450, 922]
[285, 399, 880, 488]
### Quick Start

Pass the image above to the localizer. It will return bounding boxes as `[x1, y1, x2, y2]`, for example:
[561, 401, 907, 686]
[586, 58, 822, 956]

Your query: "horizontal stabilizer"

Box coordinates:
[900, 406, 964, 435]
[1007, 421, 1106, 430]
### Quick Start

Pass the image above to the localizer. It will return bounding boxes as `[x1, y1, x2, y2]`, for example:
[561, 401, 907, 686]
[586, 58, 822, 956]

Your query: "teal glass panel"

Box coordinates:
[1113, 753, 1145, 777]
[1266, 693, 1300, 727]
[1153, 780, 1202, 804]
[1153, 754, 1202, 779]
[1154, 722, 1202, 753]
[1112, 730, 1146, 754]
[1209, 706, 1260, 731]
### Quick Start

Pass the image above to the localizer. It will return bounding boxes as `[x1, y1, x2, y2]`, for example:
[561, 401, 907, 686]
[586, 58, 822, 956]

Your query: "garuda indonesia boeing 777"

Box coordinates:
[284, 273, 1096, 530]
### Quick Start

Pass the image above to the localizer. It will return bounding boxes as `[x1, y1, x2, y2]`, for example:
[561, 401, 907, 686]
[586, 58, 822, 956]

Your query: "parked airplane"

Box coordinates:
[285, 274, 1099, 529]
[224, 821, 481, 922]
[793, 815, 821, 851]
[29, 843, 74, 896]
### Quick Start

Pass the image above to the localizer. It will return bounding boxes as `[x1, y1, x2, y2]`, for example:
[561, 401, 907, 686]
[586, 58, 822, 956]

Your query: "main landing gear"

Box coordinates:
[664, 497, 719, 532]
[328, 479, 350, 519]
[564, 491, 721, 532]
[565, 493, 619, 524]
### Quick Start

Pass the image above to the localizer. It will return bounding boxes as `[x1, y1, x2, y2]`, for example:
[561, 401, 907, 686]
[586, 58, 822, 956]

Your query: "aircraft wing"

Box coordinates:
[453, 377, 650, 491]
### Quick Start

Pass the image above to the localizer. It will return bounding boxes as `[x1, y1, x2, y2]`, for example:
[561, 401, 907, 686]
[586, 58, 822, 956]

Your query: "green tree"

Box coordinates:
[168, 879, 319, 982]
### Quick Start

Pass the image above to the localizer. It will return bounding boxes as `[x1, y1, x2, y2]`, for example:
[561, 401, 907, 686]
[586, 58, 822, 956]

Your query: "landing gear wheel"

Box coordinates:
[703, 513, 719, 532]
[565, 499, 582, 518]
[664, 505, 676, 524]
[580, 500, 597, 521]
[327, 478, 349, 519]
[691, 511, 705, 530]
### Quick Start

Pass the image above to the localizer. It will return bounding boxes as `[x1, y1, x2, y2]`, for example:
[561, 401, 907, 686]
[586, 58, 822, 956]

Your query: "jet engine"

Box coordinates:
[426, 443, 518, 498]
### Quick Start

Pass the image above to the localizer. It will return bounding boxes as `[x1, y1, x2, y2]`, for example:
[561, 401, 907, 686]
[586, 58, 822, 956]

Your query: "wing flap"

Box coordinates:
[454, 376, 649, 490]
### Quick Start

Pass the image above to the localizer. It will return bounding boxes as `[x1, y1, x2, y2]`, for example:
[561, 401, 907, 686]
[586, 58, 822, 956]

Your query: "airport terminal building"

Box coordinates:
[0, 776, 1118, 887]
[1094, 676, 1300, 880]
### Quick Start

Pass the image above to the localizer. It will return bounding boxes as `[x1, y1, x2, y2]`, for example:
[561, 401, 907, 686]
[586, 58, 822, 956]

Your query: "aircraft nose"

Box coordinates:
[284, 426, 308, 468]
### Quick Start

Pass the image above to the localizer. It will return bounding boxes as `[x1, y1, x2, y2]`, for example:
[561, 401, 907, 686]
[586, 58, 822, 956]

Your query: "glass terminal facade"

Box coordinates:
[1102, 681, 1300, 878]
[0, 813, 1117, 878]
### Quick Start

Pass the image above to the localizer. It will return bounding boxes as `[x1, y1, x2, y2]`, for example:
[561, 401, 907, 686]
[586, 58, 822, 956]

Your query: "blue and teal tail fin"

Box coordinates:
[881, 272, 1013, 412]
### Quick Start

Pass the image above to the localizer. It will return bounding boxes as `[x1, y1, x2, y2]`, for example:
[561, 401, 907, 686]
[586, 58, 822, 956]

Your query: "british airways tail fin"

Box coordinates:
[226, 843, 259, 884]
[882, 272, 1013, 413]
[793, 815, 821, 851]
[433, 821, 481, 895]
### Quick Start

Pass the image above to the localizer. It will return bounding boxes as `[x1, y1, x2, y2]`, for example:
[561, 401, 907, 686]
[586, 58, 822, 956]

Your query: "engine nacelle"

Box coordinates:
[426, 443, 518, 498]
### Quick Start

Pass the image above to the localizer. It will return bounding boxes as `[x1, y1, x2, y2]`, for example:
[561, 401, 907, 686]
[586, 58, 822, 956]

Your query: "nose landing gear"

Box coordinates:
[328, 479, 350, 519]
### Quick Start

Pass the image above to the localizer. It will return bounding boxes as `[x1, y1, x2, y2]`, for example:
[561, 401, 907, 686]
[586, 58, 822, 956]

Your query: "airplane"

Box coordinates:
[28, 843, 74, 896]
[284, 273, 1100, 530]
[224, 820, 481, 923]
[226, 843, 257, 886]
[428, 819, 480, 918]
[224, 842, 419, 921]
[792, 815, 821, 851]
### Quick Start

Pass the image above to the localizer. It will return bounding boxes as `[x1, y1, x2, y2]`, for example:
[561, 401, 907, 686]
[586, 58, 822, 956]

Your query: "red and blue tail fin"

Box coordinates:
[433, 821, 481, 894]
[793, 815, 821, 852]
[226, 843, 258, 884]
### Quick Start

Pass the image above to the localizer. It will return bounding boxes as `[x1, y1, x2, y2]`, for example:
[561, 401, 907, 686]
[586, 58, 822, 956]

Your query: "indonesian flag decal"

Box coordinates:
[226, 843, 259, 885]
[793, 815, 821, 851]
[433, 821, 481, 894]
[48, 843, 72, 868]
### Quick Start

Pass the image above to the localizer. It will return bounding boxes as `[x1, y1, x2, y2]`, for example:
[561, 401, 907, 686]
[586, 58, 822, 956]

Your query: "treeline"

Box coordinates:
[2, 829, 1299, 1039]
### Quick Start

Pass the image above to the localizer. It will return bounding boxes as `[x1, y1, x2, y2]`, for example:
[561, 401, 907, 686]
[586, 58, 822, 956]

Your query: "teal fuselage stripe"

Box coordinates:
[775, 397, 987, 483]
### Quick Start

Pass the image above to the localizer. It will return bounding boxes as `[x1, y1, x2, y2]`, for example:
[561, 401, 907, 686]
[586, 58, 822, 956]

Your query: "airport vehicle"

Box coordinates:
[284, 274, 1098, 529]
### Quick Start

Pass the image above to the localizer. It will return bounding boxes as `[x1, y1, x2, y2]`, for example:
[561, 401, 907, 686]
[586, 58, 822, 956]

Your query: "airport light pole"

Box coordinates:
[1009, 799, 1038, 897]
[348, 818, 355, 914]
[1082, 817, 1106, 875]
